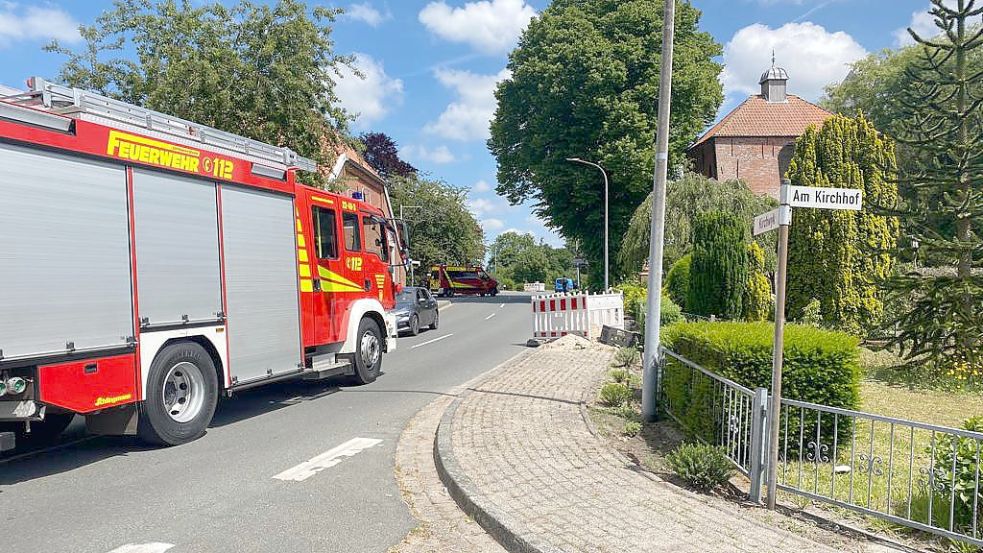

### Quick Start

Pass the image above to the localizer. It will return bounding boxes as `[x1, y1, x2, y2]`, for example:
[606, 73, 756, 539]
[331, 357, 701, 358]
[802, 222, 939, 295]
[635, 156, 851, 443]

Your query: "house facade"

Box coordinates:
[687, 61, 833, 198]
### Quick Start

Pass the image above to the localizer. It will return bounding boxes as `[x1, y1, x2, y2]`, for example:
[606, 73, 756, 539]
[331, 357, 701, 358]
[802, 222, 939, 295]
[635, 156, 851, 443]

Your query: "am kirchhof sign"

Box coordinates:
[787, 185, 863, 211]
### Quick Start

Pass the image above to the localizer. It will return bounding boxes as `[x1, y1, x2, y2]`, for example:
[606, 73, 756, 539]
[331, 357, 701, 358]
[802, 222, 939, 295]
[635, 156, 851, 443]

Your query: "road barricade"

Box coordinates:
[531, 292, 624, 340]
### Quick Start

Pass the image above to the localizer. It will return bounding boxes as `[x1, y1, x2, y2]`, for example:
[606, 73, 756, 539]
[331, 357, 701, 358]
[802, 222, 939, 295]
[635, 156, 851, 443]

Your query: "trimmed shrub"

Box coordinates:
[666, 443, 734, 492]
[599, 382, 632, 407]
[663, 321, 861, 451]
[664, 254, 692, 309]
[742, 243, 771, 322]
[688, 212, 748, 319]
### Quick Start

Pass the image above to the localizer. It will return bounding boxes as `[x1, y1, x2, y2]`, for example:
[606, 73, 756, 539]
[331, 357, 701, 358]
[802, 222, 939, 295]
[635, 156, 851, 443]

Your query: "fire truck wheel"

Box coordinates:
[490, 288, 499, 297]
[351, 318, 383, 385]
[138, 342, 218, 446]
[409, 314, 421, 336]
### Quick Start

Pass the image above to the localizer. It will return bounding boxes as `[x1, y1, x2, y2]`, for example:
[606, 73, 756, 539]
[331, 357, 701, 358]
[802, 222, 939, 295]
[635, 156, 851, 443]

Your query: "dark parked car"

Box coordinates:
[394, 287, 439, 336]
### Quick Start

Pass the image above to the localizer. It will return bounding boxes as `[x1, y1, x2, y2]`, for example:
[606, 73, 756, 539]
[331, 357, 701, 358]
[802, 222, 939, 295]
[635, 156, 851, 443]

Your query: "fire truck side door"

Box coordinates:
[310, 204, 350, 345]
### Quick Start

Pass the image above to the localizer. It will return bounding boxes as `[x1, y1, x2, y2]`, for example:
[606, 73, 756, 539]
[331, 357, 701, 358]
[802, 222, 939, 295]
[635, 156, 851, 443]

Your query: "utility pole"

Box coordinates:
[766, 182, 791, 509]
[641, 0, 675, 423]
[566, 158, 610, 290]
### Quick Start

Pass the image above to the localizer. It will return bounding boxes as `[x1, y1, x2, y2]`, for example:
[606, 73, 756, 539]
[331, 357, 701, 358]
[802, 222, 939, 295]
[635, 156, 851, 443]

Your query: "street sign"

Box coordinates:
[752, 206, 791, 236]
[573, 258, 589, 267]
[786, 185, 863, 211]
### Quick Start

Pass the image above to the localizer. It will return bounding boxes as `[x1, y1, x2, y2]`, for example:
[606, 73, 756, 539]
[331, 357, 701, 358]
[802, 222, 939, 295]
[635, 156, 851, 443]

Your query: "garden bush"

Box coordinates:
[664, 254, 691, 309]
[742, 243, 771, 322]
[928, 416, 983, 533]
[599, 382, 632, 407]
[616, 283, 684, 337]
[663, 321, 861, 451]
[666, 443, 734, 492]
[687, 211, 748, 319]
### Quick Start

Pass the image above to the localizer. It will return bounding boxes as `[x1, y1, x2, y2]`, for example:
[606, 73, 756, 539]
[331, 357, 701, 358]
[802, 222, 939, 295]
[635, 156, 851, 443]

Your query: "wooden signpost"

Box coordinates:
[757, 180, 863, 509]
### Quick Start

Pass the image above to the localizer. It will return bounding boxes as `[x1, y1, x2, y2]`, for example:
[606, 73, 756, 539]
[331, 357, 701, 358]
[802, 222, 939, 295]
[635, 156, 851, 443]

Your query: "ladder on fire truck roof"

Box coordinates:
[1, 77, 317, 173]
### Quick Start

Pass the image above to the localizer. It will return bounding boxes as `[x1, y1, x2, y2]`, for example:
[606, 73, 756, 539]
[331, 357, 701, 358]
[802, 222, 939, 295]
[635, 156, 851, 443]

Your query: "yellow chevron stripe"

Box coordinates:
[300, 279, 314, 293]
[318, 266, 362, 289]
[320, 280, 363, 293]
[298, 249, 308, 262]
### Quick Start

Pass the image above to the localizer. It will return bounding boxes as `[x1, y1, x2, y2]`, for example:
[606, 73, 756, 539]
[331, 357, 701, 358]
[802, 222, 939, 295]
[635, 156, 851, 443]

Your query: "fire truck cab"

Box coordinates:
[428, 264, 499, 297]
[0, 78, 404, 448]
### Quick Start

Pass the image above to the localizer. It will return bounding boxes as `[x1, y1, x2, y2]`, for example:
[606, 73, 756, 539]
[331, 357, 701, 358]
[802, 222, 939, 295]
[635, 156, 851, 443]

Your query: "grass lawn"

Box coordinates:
[776, 348, 983, 547]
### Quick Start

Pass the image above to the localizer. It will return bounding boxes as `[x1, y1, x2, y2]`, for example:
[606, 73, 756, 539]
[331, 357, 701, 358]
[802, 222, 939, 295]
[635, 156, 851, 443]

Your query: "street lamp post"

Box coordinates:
[566, 158, 609, 291]
[400, 204, 423, 284]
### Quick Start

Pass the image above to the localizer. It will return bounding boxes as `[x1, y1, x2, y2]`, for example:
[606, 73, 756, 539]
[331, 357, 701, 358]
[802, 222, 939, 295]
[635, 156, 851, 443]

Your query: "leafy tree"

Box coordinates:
[687, 211, 748, 319]
[743, 243, 771, 322]
[489, 0, 724, 283]
[664, 254, 691, 309]
[620, 173, 777, 273]
[388, 175, 485, 283]
[785, 114, 900, 336]
[489, 231, 573, 285]
[46, 0, 349, 185]
[886, 0, 983, 369]
[359, 132, 417, 179]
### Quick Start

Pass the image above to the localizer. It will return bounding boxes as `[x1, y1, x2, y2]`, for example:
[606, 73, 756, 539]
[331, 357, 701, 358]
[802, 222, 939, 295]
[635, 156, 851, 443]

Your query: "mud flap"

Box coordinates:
[85, 404, 139, 436]
[0, 431, 14, 452]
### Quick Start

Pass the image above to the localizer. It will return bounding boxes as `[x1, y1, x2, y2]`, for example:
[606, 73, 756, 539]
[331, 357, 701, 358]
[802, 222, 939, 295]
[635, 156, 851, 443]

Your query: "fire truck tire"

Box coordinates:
[409, 314, 421, 336]
[138, 342, 218, 446]
[490, 288, 499, 297]
[351, 318, 383, 385]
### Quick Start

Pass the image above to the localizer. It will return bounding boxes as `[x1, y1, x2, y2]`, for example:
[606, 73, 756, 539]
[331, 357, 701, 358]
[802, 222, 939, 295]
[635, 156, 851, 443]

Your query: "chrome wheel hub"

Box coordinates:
[360, 332, 381, 368]
[162, 362, 205, 423]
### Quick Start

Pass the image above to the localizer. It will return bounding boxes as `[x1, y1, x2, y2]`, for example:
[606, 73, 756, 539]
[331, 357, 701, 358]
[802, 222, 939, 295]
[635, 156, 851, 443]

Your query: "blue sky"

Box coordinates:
[0, 0, 934, 247]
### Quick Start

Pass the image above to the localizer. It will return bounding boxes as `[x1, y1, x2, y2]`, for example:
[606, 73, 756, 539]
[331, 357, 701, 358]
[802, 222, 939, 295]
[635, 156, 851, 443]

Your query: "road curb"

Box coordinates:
[432, 349, 564, 553]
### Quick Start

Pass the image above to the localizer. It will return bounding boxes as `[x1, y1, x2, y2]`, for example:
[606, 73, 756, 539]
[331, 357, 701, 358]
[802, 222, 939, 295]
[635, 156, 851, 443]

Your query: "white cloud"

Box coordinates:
[419, 0, 536, 54]
[721, 22, 867, 102]
[399, 144, 457, 165]
[481, 218, 505, 231]
[894, 7, 938, 47]
[344, 3, 391, 27]
[334, 53, 404, 129]
[0, 5, 80, 47]
[426, 68, 510, 141]
[473, 179, 492, 193]
[467, 197, 497, 217]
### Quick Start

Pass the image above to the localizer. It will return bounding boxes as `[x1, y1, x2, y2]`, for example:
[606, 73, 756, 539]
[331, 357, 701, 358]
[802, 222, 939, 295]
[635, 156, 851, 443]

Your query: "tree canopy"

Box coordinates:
[785, 114, 900, 336]
[359, 132, 417, 180]
[619, 173, 777, 274]
[489, 231, 573, 287]
[388, 175, 485, 283]
[488, 0, 724, 283]
[46, 0, 350, 185]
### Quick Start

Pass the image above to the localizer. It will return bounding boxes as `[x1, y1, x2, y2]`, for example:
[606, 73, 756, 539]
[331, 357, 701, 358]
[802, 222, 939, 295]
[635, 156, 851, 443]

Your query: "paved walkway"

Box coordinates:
[435, 336, 883, 553]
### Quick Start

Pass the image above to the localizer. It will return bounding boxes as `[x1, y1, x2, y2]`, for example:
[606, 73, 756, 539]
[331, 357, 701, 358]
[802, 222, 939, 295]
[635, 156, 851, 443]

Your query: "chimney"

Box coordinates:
[759, 50, 788, 103]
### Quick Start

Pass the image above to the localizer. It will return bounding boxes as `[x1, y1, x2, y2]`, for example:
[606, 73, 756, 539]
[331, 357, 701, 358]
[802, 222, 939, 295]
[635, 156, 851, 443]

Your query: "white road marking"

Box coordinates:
[410, 333, 454, 349]
[273, 437, 382, 482]
[484, 313, 496, 320]
[106, 543, 174, 553]
[499, 303, 505, 308]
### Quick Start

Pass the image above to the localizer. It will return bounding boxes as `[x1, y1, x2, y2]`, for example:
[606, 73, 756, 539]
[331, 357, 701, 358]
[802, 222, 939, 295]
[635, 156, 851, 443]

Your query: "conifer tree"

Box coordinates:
[688, 211, 747, 319]
[743, 242, 772, 322]
[786, 114, 900, 336]
[887, 0, 983, 369]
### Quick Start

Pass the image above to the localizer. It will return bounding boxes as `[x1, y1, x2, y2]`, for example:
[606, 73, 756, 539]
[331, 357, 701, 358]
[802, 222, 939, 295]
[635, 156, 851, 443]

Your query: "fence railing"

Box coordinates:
[659, 347, 983, 548]
[661, 349, 768, 499]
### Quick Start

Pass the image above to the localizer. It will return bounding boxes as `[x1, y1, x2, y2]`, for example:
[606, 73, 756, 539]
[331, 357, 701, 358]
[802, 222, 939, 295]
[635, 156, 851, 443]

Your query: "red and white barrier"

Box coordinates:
[531, 292, 624, 340]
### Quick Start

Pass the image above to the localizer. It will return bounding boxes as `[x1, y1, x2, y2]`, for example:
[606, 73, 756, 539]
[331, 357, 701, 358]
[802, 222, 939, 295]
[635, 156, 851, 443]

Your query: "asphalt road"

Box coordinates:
[0, 292, 532, 553]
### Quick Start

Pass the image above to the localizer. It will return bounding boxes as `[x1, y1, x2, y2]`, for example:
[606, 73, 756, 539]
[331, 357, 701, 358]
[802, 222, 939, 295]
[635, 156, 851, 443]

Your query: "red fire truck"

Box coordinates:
[0, 78, 405, 450]
[428, 265, 499, 297]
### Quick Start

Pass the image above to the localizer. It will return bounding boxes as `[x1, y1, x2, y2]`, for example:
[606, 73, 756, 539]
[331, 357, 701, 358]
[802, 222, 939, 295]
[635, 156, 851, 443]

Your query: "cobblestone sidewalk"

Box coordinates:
[435, 336, 890, 553]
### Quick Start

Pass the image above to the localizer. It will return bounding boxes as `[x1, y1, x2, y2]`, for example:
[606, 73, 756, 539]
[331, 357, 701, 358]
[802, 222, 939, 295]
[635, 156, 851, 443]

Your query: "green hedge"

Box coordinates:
[662, 321, 861, 452]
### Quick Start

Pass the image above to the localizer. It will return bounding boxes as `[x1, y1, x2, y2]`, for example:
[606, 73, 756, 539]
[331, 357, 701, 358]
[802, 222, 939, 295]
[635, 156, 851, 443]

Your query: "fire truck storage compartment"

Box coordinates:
[221, 186, 302, 384]
[133, 169, 222, 328]
[0, 142, 133, 361]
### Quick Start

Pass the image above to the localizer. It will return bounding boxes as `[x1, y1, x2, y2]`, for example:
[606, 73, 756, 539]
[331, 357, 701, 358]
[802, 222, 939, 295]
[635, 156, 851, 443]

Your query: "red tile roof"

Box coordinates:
[689, 94, 832, 149]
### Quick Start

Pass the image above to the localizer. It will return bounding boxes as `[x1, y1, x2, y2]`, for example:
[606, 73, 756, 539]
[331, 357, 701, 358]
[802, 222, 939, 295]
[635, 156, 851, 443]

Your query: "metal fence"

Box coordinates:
[660, 347, 983, 548]
[661, 349, 768, 499]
